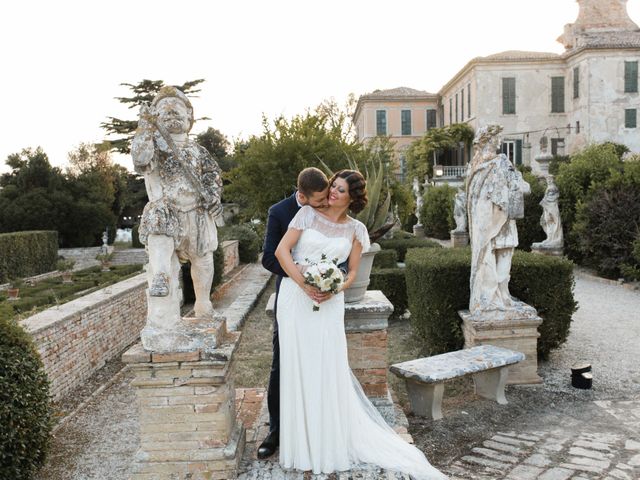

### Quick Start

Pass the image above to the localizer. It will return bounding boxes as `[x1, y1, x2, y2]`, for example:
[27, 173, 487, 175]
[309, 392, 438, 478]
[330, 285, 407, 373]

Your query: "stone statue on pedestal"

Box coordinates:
[532, 176, 564, 251]
[412, 176, 424, 218]
[452, 188, 467, 233]
[132, 86, 223, 350]
[466, 125, 531, 315]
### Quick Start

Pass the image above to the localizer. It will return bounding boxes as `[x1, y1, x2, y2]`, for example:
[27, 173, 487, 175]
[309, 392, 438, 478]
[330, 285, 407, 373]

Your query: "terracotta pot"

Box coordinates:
[7, 288, 20, 301]
[101, 261, 111, 272]
[344, 242, 381, 304]
[62, 271, 73, 284]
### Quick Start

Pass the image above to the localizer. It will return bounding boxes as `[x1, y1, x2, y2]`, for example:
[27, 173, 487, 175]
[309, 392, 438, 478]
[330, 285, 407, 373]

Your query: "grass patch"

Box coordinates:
[0, 264, 144, 321]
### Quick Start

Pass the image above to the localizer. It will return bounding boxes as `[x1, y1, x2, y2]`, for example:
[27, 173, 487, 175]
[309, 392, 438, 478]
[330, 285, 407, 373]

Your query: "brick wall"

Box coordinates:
[21, 273, 148, 401]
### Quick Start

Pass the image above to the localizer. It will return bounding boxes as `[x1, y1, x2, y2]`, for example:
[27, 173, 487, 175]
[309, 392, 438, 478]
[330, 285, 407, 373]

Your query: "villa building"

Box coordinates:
[354, 0, 640, 180]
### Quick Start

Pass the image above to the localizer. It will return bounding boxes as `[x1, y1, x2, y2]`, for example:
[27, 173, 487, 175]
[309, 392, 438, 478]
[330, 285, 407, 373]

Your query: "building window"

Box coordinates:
[625, 61, 639, 93]
[625, 108, 637, 128]
[426, 109, 437, 130]
[461, 88, 465, 120]
[467, 83, 471, 117]
[573, 67, 580, 99]
[376, 110, 387, 135]
[502, 77, 516, 114]
[455, 93, 459, 123]
[401, 110, 412, 135]
[551, 138, 565, 156]
[449, 98, 453, 125]
[576, 121, 580, 134]
[551, 76, 565, 113]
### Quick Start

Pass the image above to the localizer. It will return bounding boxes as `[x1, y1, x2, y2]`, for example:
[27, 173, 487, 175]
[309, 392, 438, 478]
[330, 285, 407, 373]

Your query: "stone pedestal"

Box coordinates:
[459, 306, 543, 384]
[266, 290, 393, 399]
[532, 152, 553, 177]
[122, 319, 245, 480]
[531, 244, 564, 257]
[413, 224, 425, 238]
[141, 315, 227, 354]
[450, 230, 469, 248]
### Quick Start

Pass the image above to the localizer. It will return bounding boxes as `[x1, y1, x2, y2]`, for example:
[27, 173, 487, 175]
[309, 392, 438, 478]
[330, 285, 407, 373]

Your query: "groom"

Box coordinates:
[258, 167, 331, 459]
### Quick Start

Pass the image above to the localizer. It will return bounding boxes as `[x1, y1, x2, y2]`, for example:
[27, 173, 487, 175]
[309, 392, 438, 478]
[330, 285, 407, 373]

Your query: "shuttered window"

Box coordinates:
[426, 109, 437, 130]
[401, 110, 412, 135]
[573, 67, 580, 99]
[376, 110, 387, 135]
[625, 61, 638, 93]
[461, 88, 465, 120]
[551, 76, 565, 113]
[502, 77, 516, 114]
[467, 83, 471, 117]
[625, 109, 637, 128]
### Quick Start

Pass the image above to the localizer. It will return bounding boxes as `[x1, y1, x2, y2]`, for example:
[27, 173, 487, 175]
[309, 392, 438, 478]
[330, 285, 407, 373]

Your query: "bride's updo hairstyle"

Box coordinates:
[329, 169, 368, 214]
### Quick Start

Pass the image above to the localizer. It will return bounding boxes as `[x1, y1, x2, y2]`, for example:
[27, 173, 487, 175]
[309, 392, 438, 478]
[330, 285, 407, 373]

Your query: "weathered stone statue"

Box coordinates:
[532, 176, 564, 252]
[412, 176, 424, 217]
[132, 86, 223, 349]
[452, 188, 467, 233]
[466, 125, 531, 315]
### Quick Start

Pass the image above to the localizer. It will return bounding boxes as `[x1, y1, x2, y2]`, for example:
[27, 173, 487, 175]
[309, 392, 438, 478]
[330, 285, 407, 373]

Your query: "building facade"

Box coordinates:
[355, 0, 640, 174]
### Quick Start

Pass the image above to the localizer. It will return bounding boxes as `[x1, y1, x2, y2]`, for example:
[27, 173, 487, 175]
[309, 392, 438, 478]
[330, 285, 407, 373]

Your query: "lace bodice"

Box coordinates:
[288, 206, 370, 265]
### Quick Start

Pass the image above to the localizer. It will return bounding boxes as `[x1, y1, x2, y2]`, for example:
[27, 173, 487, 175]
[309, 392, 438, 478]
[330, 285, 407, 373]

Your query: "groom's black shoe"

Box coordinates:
[257, 430, 279, 459]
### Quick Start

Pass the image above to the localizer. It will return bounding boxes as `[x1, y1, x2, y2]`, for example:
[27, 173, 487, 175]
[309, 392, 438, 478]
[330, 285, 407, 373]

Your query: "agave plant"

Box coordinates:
[319, 155, 395, 243]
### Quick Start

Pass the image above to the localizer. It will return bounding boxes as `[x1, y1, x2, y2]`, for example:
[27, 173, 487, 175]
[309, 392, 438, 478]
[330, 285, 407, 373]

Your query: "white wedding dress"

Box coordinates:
[277, 206, 447, 479]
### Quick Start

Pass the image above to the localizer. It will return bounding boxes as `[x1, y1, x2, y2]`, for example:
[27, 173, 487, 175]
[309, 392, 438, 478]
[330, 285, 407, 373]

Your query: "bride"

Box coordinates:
[274, 169, 447, 479]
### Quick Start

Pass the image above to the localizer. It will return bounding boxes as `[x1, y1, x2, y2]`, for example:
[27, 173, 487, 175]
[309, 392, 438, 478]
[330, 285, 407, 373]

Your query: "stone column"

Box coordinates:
[122, 317, 246, 480]
[266, 290, 393, 399]
[459, 308, 543, 385]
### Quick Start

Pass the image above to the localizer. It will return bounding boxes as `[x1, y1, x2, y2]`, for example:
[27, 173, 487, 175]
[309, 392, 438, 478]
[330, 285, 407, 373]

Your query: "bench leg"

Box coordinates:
[404, 379, 444, 420]
[473, 367, 509, 404]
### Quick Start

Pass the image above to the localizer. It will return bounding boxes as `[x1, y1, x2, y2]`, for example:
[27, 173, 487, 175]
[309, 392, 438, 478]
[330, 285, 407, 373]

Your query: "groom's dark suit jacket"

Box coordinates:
[261, 192, 300, 433]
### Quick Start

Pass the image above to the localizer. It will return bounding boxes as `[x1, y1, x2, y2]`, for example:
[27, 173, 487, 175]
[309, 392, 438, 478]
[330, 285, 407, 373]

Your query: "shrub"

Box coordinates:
[0, 316, 52, 478]
[131, 224, 144, 248]
[555, 143, 624, 259]
[516, 172, 546, 251]
[405, 247, 576, 359]
[377, 237, 441, 262]
[419, 184, 456, 239]
[219, 224, 261, 263]
[573, 166, 640, 278]
[369, 268, 407, 317]
[0, 231, 58, 283]
[373, 249, 398, 269]
[389, 180, 416, 232]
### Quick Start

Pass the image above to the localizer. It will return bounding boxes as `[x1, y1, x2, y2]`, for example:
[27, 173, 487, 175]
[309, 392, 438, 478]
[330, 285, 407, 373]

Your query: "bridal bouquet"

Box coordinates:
[303, 254, 344, 311]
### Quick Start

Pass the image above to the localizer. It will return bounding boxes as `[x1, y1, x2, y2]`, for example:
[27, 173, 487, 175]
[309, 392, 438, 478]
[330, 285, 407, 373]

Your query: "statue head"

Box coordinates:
[473, 124, 503, 150]
[151, 86, 195, 134]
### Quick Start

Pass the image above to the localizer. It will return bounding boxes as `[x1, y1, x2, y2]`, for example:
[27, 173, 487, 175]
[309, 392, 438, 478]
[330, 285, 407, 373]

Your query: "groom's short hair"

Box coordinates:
[297, 167, 329, 197]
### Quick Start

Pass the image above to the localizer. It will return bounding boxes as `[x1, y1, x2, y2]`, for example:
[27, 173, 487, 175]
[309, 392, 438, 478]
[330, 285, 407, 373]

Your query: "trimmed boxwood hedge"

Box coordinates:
[0, 315, 52, 479]
[0, 231, 58, 283]
[405, 247, 577, 359]
[369, 268, 407, 317]
[377, 237, 442, 262]
[373, 249, 398, 269]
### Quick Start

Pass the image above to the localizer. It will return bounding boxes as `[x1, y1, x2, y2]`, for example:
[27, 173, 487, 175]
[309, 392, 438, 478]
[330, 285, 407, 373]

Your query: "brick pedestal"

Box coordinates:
[122, 322, 245, 480]
[460, 306, 543, 385]
[266, 290, 393, 398]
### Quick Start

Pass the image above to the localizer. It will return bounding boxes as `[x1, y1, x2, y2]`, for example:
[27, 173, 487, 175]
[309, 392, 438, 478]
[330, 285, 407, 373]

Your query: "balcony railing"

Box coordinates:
[434, 165, 467, 178]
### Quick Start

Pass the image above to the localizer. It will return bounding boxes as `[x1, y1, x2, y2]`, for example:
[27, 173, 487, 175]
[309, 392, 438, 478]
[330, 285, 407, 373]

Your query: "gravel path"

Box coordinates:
[540, 270, 640, 400]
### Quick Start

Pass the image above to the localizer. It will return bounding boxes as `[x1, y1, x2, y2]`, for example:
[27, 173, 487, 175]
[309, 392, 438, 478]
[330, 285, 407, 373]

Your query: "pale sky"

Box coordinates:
[1, 0, 639, 173]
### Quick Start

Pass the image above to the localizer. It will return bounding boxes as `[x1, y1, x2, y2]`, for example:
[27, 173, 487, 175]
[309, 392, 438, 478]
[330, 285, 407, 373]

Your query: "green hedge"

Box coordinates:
[377, 237, 442, 262]
[0, 316, 52, 478]
[369, 268, 407, 317]
[373, 249, 398, 269]
[419, 184, 456, 239]
[0, 231, 58, 283]
[219, 224, 261, 263]
[405, 247, 576, 359]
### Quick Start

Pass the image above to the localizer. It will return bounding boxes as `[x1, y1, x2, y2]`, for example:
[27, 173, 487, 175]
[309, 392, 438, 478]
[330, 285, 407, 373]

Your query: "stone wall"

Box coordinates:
[21, 273, 147, 401]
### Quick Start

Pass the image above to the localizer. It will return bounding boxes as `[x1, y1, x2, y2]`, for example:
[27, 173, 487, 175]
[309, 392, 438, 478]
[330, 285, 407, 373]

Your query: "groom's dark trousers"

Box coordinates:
[261, 193, 300, 435]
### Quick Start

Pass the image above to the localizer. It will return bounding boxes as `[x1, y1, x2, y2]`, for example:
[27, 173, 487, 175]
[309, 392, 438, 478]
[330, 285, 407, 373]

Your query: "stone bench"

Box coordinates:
[390, 345, 524, 420]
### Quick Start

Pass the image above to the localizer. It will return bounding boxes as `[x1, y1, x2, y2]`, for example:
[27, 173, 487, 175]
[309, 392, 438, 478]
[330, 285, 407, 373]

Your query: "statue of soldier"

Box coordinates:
[132, 86, 223, 333]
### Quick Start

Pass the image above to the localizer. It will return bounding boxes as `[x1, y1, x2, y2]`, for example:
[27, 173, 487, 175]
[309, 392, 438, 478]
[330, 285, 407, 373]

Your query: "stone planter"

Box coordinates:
[61, 271, 73, 284]
[100, 261, 111, 272]
[344, 242, 380, 304]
